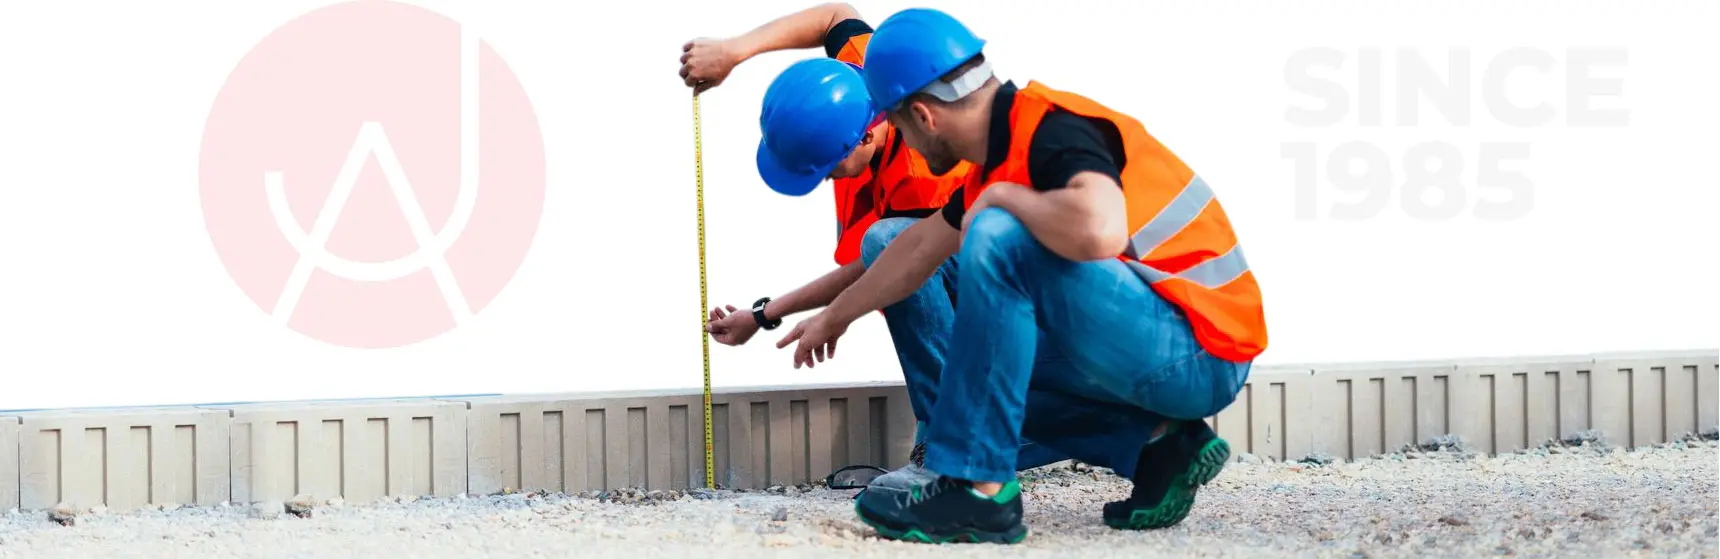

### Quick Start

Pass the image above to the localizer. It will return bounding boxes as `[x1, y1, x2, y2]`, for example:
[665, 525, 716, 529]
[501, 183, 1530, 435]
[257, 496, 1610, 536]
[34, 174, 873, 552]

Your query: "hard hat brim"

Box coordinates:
[756, 138, 844, 197]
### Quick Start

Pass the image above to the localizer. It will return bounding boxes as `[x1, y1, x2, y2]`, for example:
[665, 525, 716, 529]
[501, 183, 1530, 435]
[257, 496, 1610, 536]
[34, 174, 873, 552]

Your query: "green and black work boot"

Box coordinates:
[852, 440, 931, 500]
[855, 475, 1029, 544]
[1102, 419, 1231, 530]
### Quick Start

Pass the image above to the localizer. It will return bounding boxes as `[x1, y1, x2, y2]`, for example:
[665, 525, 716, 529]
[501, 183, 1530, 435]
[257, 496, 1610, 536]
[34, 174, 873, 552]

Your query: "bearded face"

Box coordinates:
[888, 104, 961, 175]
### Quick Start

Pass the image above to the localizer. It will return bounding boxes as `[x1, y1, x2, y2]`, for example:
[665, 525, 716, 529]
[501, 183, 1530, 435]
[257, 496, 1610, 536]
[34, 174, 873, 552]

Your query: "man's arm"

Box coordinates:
[993, 110, 1131, 261]
[822, 216, 962, 326]
[725, 3, 859, 61]
[681, 3, 861, 90]
[757, 260, 866, 322]
[983, 174, 1129, 261]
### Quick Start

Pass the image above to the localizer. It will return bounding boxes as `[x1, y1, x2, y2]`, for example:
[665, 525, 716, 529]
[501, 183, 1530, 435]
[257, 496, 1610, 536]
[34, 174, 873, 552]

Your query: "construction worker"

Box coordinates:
[777, 7, 1269, 543]
[678, 3, 1064, 495]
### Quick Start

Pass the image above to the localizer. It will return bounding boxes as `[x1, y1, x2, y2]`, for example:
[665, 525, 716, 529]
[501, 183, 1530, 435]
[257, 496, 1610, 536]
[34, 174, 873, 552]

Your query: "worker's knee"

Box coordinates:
[860, 217, 918, 268]
[962, 207, 1034, 258]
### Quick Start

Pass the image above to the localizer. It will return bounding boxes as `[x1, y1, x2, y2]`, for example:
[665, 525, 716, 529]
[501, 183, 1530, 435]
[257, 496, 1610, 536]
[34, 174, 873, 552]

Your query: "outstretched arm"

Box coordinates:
[726, 2, 858, 62]
[775, 215, 960, 368]
[681, 3, 860, 92]
[822, 216, 961, 326]
[761, 260, 866, 322]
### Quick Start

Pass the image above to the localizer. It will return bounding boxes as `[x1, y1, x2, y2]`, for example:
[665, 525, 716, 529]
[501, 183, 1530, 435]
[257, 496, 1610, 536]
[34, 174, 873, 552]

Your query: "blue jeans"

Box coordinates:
[921, 208, 1253, 482]
[860, 217, 1067, 470]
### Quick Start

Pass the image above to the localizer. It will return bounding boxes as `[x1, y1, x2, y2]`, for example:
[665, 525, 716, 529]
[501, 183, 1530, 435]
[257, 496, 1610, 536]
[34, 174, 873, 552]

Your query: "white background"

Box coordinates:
[1, 0, 1715, 410]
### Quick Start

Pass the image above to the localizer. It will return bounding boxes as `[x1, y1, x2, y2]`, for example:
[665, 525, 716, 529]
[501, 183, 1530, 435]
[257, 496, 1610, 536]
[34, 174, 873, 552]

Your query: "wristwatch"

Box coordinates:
[752, 297, 782, 330]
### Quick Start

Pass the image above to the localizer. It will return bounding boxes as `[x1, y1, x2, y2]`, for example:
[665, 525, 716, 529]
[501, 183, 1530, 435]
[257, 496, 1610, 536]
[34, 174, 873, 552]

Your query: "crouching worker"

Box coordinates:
[778, 7, 1270, 543]
[679, 3, 1068, 496]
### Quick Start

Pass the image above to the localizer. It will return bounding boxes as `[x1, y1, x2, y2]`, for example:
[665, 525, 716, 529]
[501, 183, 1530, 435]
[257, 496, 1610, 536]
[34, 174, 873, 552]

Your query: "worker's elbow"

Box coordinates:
[1072, 220, 1129, 261]
[825, 2, 860, 22]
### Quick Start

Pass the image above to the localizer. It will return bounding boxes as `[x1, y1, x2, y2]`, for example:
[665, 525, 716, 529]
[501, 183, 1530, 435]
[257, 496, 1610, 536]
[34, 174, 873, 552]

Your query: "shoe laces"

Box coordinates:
[897, 476, 960, 508]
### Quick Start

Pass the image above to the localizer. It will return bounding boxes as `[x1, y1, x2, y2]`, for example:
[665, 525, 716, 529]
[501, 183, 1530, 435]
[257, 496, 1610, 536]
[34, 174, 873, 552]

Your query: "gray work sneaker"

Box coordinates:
[863, 441, 935, 494]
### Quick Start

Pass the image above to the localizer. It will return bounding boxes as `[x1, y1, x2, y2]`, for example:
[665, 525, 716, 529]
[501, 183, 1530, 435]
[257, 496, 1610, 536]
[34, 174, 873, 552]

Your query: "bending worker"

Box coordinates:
[777, 7, 1269, 544]
[678, 3, 1064, 495]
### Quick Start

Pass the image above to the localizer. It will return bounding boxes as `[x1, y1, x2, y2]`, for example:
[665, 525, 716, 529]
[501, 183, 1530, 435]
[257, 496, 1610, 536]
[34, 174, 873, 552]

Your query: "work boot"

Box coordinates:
[1101, 419, 1230, 530]
[855, 474, 1029, 544]
[860, 441, 933, 495]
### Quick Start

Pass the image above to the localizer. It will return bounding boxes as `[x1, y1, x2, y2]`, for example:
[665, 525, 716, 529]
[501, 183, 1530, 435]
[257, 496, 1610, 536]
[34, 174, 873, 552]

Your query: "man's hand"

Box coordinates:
[680, 38, 742, 94]
[775, 311, 850, 369]
[962, 181, 1030, 231]
[705, 304, 761, 346]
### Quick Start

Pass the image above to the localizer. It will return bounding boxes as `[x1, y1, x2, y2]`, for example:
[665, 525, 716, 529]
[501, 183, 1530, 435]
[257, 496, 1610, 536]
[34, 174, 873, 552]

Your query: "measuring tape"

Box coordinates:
[693, 91, 715, 490]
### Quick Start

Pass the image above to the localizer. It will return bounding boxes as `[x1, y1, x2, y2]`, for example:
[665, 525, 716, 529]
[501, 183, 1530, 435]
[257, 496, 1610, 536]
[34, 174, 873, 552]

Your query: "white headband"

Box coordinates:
[904, 59, 993, 108]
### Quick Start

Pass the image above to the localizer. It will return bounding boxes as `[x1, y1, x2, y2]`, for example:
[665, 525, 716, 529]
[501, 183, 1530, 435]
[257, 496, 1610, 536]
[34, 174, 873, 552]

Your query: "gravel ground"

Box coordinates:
[3, 438, 1715, 558]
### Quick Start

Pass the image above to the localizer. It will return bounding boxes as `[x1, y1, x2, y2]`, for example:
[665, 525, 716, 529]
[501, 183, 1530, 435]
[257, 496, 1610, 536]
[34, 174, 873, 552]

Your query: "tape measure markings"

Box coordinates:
[693, 92, 716, 490]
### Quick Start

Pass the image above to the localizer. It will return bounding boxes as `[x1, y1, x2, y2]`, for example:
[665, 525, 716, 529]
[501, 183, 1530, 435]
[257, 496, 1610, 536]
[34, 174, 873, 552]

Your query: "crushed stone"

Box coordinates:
[1, 440, 1714, 558]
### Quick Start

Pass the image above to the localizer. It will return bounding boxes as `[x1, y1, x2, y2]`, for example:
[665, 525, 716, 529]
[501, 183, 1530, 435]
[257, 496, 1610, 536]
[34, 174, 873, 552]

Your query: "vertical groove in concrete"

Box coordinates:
[1594, 352, 1720, 444]
[1210, 370, 1309, 462]
[1699, 360, 1720, 436]
[11, 409, 229, 511]
[2, 416, 19, 510]
[215, 400, 466, 505]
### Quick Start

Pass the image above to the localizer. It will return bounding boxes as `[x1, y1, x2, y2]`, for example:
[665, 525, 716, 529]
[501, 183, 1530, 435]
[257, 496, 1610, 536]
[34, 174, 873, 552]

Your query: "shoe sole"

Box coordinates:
[854, 500, 1029, 544]
[1104, 436, 1231, 530]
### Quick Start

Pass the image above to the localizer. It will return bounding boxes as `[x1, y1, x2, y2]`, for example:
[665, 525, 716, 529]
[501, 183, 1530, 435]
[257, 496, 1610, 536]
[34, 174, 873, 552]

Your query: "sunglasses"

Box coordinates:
[825, 465, 889, 490]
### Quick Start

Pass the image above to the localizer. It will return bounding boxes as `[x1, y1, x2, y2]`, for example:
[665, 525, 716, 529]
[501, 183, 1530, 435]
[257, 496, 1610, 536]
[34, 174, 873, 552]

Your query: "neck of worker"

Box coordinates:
[951, 79, 1001, 169]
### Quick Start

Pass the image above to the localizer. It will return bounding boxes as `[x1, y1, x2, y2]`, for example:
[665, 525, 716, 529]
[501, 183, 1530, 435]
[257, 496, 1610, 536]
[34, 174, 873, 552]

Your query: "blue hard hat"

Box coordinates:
[756, 57, 881, 197]
[861, 8, 987, 112]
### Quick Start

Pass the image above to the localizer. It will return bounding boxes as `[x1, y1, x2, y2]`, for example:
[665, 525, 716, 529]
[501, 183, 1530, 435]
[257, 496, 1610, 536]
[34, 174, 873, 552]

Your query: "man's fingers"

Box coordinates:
[725, 305, 738, 313]
[827, 338, 838, 359]
[776, 326, 802, 349]
[680, 51, 693, 64]
[682, 40, 694, 52]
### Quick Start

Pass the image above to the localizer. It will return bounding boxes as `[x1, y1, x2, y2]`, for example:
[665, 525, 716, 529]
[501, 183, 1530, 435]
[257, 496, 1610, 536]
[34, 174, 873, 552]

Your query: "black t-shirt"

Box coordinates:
[823, 19, 873, 63]
[941, 81, 1126, 229]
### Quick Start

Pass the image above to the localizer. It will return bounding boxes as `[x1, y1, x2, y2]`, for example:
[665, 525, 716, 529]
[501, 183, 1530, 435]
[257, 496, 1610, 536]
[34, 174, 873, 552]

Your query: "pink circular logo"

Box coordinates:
[198, 0, 546, 349]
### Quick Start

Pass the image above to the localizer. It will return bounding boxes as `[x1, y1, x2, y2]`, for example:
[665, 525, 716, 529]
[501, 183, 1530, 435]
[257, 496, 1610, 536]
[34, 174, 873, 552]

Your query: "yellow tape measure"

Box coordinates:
[693, 91, 715, 490]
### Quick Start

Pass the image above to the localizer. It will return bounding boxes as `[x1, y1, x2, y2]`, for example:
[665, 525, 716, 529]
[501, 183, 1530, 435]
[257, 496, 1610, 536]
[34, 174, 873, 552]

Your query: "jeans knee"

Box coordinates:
[860, 217, 917, 268]
[1125, 353, 1252, 420]
[1201, 360, 1252, 416]
[962, 207, 1035, 259]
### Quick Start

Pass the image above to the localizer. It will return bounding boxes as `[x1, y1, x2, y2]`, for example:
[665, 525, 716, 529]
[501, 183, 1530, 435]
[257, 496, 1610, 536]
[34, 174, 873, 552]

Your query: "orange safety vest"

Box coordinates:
[828, 30, 969, 265]
[969, 82, 1267, 362]
[832, 126, 969, 265]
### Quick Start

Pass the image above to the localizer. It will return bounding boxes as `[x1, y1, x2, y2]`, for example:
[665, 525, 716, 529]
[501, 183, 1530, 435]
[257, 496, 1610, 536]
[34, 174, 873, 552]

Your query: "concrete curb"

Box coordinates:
[1, 350, 1714, 512]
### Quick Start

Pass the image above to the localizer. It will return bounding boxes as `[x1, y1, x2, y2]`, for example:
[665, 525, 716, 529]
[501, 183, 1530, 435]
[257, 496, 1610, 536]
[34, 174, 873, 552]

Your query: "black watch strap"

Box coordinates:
[752, 297, 782, 330]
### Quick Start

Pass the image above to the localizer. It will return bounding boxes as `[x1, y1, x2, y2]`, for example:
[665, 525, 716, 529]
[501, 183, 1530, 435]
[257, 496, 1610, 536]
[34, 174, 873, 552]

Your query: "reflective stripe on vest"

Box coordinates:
[976, 81, 1268, 362]
[1121, 175, 1251, 290]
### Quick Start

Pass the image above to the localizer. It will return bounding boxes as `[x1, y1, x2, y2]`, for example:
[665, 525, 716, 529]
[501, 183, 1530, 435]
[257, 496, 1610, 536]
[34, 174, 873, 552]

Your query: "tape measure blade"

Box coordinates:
[693, 93, 716, 489]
